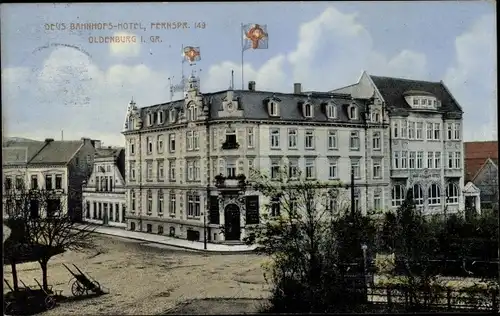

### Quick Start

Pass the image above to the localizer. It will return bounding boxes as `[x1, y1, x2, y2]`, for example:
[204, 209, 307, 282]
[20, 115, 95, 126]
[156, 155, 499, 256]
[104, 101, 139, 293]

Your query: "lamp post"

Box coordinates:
[361, 243, 368, 284]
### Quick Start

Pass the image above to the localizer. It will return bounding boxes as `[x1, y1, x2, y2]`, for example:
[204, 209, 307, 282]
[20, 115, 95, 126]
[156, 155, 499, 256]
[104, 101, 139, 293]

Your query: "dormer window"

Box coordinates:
[372, 111, 380, 123]
[326, 103, 336, 119]
[158, 110, 164, 124]
[169, 109, 177, 123]
[422, 99, 427, 106]
[348, 105, 358, 120]
[413, 98, 419, 106]
[303, 103, 313, 118]
[147, 112, 153, 126]
[269, 101, 279, 117]
[187, 103, 198, 121]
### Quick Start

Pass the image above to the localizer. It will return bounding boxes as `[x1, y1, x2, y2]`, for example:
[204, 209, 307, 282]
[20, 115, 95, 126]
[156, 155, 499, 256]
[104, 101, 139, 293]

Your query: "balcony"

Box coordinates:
[390, 169, 410, 178]
[214, 174, 246, 190]
[221, 142, 240, 150]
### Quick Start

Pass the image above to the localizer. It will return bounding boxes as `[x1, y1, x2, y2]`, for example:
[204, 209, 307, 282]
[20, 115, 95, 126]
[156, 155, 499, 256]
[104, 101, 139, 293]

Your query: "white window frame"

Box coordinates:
[413, 98, 419, 106]
[446, 183, 459, 204]
[447, 123, 453, 140]
[401, 151, 408, 169]
[169, 160, 176, 181]
[428, 183, 441, 205]
[392, 184, 405, 207]
[427, 152, 434, 169]
[392, 121, 399, 138]
[129, 162, 136, 180]
[271, 159, 280, 179]
[434, 151, 441, 169]
[416, 122, 423, 140]
[194, 160, 200, 180]
[426, 123, 433, 140]
[372, 131, 381, 150]
[169, 133, 176, 152]
[147, 137, 153, 154]
[193, 131, 199, 150]
[129, 139, 135, 155]
[393, 151, 400, 169]
[269, 101, 278, 116]
[328, 130, 338, 150]
[169, 109, 176, 122]
[158, 160, 164, 180]
[147, 161, 153, 180]
[413, 184, 424, 206]
[373, 192, 382, 210]
[304, 103, 313, 118]
[454, 152, 461, 169]
[327, 103, 336, 119]
[226, 160, 236, 178]
[417, 151, 424, 169]
[349, 105, 357, 120]
[328, 159, 338, 179]
[186, 131, 194, 151]
[350, 131, 360, 150]
[373, 159, 382, 179]
[351, 159, 361, 179]
[169, 191, 176, 215]
[247, 128, 254, 148]
[433, 123, 441, 141]
[408, 122, 415, 139]
[147, 190, 153, 214]
[409, 151, 416, 169]
[147, 112, 153, 126]
[158, 110, 164, 124]
[270, 129, 280, 149]
[158, 190, 164, 214]
[288, 159, 298, 179]
[288, 129, 297, 149]
[187, 161, 194, 181]
[305, 130, 315, 149]
[131, 190, 136, 212]
[447, 152, 454, 169]
[453, 123, 461, 140]
[401, 121, 408, 139]
[157, 135, 164, 154]
[212, 129, 218, 150]
[305, 158, 315, 179]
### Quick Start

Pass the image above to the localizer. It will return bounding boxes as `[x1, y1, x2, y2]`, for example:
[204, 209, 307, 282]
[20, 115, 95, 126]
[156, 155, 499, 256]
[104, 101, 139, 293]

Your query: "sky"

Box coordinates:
[1, 2, 496, 146]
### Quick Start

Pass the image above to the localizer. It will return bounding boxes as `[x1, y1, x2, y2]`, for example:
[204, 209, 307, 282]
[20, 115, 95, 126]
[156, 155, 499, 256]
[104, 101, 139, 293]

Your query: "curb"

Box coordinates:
[76, 226, 257, 255]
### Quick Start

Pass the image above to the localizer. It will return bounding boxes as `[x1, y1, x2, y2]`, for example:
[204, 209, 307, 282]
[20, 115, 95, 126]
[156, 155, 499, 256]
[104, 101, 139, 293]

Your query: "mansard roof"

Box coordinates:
[128, 89, 367, 132]
[369, 75, 463, 114]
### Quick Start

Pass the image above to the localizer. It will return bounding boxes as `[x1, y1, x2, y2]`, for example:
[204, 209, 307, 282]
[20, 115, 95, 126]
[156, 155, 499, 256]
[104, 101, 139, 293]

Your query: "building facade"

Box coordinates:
[2, 137, 98, 220]
[333, 72, 465, 214]
[82, 147, 127, 227]
[122, 76, 391, 242]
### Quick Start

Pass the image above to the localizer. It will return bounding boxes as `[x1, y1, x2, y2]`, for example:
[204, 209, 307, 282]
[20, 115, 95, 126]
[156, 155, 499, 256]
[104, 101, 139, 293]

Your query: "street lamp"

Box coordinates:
[361, 243, 368, 285]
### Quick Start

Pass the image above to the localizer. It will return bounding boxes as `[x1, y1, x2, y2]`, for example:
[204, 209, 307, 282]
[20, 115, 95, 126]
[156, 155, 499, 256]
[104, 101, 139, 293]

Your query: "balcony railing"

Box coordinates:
[214, 174, 246, 189]
[221, 142, 240, 150]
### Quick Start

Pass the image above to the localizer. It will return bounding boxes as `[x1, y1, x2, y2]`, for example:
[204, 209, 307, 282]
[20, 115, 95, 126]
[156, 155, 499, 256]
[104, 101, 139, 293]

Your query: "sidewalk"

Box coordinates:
[75, 224, 258, 253]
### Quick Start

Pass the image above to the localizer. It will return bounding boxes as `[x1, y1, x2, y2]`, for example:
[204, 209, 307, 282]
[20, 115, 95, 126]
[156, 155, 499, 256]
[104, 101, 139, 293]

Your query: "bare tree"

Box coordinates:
[3, 180, 95, 291]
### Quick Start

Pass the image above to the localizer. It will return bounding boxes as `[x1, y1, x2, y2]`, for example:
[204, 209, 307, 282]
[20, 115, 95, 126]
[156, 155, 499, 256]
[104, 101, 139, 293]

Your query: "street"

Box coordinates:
[3, 234, 269, 315]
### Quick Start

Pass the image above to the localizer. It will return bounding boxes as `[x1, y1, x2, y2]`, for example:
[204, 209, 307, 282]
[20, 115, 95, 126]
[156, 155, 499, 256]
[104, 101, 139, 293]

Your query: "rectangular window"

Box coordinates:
[448, 152, 454, 169]
[129, 139, 135, 155]
[413, 98, 419, 106]
[401, 151, 408, 169]
[408, 122, 415, 139]
[350, 131, 360, 150]
[169, 134, 176, 152]
[416, 122, 423, 140]
[31, 175, 38, 190]
[129, 162, 136, 180]
[147, 161, 153, 180]
[45, 175, 53, 190]
[169, 160, 176, 181]
[247, 128, 254, 148]
[433, 123, 441, 141]
[225, 129, 237, 144]
[288, 129, 297, 148]
[226, 161, 236, 178]
[400, 121, 407, 138]
[187, 161, 194, 181]
[131, 191, 136, 212]
[427, 152, 434, 169]
[271, 159, 280, 179]
[305, 130, 314, 149]
[169, 192, 176, 216]
[187, 194, 201, 218]
[392, 121, 399, 138]
[305, 158, 315, 179]
[454, 123, 461, 140]
[55, 174, 62, 189]
[417, 151, 424, 169]
[158, 191, 164, 214]
[288, 159, 298, 179]
[186, 131, 193, 151]
[409, 152, 416, 169]
[373, 159, 382, 179]
[157, 135, 164, 153]
[372, 131, 381, 150]
[327, 104, 336, 118]
[447, 124, 453, 140]
[147, 137, 153, 154]
[434, 151, 441, 169]
[328, 130, 337, 150]
[393, 151, 400, 169]
[374, 192, 381, 210]
[158, 160, 164, 180]
[212, 129, 218, 150]
[328, 159, 338, 179]
[194, 160, 200, 180]
[270, 129, 280, 149]
[193, 131, 199, 150]
[351, 159, 361, 179]
[426, 123, 433, 140]
[454, 152, 461, 169]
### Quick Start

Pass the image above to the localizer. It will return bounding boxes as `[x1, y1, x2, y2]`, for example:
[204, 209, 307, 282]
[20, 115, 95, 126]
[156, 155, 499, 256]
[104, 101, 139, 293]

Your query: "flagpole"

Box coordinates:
[181, 44, 185, 81]
[241, 23, 244, 90]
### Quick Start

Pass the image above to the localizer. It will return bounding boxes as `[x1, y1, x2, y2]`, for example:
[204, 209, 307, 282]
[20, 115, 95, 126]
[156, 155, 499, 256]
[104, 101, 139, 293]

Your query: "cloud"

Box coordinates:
[108, 32, 141, 57]
[444, 14, 496, 141]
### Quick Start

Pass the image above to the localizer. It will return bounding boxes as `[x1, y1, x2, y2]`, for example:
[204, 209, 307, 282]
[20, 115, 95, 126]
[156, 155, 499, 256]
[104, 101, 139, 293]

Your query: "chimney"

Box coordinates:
[248, 81, 256, 91]
[45, 138, 54, 143]
[92, 140, 102, 149]
[294, 83, 302, 94]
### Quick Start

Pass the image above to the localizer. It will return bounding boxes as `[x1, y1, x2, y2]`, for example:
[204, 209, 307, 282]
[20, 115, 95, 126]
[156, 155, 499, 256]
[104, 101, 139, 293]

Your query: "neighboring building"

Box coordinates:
[464, 141, 498, 211]
[2, 137, 99, 220]
[82, 146, 127, 228]
[333, 71, 465, 214]
[122, 76, 390, 242]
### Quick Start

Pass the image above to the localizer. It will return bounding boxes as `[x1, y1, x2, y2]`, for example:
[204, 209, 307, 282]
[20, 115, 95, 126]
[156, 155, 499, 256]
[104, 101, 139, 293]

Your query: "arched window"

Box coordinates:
[326, 103, 336, 119]
[428, 183, 441, 205]
[147, 189, 153, 214]
[304, 103, 313, 118]
[158, 190, 164, 214]
[188, 104, 197, 121]
[446, 182, 459, 204]
[349, 105, 358, 120]
[372, 112, 380, 123]
[392, 184, 405, 207]
[412, 184, 424, 206]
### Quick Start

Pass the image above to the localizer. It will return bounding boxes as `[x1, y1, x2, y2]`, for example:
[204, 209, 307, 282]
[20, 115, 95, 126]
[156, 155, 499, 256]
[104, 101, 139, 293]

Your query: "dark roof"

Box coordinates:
[28, 140, 83, 165]
[95, 147, 124, 159]
[464, 141, 498, 182]
[369, 75, 462, 113]
[2, 140, 46, 166]
[136, 89, 363, 132]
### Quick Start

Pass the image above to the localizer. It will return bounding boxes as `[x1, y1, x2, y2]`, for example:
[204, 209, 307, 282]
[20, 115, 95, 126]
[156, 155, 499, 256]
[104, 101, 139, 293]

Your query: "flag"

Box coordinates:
[242, 23, 268, 51]
[182, 46, 201, 65]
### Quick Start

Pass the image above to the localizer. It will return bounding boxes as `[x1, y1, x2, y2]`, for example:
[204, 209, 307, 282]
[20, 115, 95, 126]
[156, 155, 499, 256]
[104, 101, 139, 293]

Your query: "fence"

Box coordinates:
[367, 285, 499, 312]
